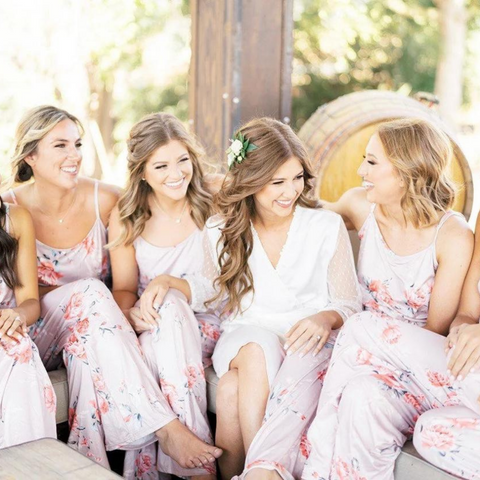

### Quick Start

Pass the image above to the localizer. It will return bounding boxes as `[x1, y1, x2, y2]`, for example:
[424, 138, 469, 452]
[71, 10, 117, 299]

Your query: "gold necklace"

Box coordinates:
[152, 196, 188, 224]
[35, 189, 77, 224]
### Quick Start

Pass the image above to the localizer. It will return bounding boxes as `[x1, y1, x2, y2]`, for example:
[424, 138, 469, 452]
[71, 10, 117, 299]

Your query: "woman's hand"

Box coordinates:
[126, 307, 156, 334]
[0, 309, 28, 343]
[284, 312, 335, 358]
[140, 275, 171, 324]
[446, 323, 480, 380]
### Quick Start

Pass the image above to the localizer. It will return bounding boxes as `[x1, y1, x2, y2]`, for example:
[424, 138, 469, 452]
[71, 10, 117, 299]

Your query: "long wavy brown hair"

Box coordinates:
[108, 113, 213, 248]
[208, 117, 318, 315]
[377, 118, 457, 228]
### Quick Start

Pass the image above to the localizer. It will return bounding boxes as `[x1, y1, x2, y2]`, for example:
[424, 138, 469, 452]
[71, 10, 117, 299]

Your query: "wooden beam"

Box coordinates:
[189, 0, 293, 168]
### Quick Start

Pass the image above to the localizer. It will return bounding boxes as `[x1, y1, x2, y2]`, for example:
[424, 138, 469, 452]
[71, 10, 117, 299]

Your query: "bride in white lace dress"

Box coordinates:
[183, 117, 362, 480]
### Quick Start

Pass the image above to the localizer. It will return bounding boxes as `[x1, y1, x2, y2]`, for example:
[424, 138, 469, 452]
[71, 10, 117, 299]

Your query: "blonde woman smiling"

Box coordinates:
[303, 119, 474, 480]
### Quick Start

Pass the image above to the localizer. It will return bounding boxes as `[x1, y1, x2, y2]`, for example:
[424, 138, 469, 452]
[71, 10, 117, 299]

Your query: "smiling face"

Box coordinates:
[357, 133, 405, 206]
[143, 139, 193, 202]
[253, 156, 305, 220]
[26, 119, 82, 189]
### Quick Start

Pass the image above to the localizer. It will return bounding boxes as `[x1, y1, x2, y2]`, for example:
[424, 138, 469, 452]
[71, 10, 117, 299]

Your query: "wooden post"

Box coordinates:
[189, 0, 293, 168]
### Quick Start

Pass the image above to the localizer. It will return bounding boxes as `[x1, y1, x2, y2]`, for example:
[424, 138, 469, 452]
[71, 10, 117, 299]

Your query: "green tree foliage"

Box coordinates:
[292, 0, 442, 129]
[292, 0, 480, 130]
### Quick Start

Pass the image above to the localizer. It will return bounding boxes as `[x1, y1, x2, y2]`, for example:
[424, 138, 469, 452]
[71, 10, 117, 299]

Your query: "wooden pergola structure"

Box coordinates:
[189, 0, 294, 167]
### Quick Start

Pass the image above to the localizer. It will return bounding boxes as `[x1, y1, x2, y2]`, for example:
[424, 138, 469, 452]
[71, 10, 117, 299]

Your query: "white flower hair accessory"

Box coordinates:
[226, 132, 258, 170]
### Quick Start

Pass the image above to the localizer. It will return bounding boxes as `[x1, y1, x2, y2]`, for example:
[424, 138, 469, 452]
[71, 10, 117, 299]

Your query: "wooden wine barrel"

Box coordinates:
[298, 90, 473, 220]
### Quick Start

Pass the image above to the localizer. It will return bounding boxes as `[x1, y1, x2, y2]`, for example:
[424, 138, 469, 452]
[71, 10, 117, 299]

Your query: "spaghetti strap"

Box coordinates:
[94, 180, 101, 220]
[433, 210, 460, 243]
[8, 189, 18, 205]
[4, 203, 10, 233]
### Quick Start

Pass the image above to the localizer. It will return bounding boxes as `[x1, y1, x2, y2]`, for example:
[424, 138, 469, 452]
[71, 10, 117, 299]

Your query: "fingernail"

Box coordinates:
[313, 352, 318, 357]
[458, 375, 463, 381]
[299, 352, 304, 358]
[447, 369, 451, 375]
[470, 368, 475, 373]
[287, 350, 292, 356]
[450, 375, 456, 383]
[284, 344, 289, 350]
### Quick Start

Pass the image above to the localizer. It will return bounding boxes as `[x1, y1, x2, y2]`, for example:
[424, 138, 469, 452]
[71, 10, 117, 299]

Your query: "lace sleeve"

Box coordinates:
[320, 220, 362, 322]
[183, 228, 220, 313]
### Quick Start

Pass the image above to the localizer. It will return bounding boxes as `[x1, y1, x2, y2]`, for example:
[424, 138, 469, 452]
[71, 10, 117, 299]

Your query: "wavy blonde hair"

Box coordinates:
[377, 118, 457, 228]
[108, 113, 213, 248]
[6, 105, 83, 185]
[208, 117, 318, 315]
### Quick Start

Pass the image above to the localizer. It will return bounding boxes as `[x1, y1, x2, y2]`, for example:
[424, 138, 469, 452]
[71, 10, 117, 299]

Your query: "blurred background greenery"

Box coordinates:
[1, 0, 479, 185]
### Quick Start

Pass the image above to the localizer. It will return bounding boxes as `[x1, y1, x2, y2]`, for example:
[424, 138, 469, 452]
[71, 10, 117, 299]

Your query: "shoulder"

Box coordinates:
[1, 184, 29, 204]
[80, 177, 121, 220]
[204, 173, 225, 194]
[437, 212, 473, 261]
[6, 203, 35, 239]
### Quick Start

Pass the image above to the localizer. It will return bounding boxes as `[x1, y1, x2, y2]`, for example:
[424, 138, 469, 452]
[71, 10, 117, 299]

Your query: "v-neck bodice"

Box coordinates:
[250, 207, 298, 271]
[201, 206, 359, 337]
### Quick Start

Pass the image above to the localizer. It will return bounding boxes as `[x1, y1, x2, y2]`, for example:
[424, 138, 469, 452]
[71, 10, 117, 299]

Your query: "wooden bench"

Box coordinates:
[0, 437, 121, 479]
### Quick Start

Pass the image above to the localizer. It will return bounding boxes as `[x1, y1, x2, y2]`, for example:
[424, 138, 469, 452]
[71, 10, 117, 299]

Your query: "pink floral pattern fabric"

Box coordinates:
[414, 406, 480, 479]
[303, 207, 473, 480]
[233, 332, 335, 480]
[123, 232, 221, 478]
[0, 205, 56, 448]
[31, 278, 177, 468]
[7, 186, 178, 468]
[303, 315, 480, 480]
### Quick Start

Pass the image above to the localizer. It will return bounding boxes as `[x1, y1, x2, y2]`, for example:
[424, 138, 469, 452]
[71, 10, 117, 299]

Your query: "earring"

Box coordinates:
[141, 177, 146, 181]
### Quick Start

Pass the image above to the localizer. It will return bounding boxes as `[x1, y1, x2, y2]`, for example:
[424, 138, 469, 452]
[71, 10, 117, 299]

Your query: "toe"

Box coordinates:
[212, 447, 223, 458]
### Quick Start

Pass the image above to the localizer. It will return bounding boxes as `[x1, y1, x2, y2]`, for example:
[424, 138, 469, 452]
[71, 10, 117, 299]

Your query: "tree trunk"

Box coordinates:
[434, 0, 467, 128]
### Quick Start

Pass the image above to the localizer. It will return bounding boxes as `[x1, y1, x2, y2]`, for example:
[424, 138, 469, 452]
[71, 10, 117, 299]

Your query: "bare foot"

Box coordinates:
[246, 468, 283, 480]
[156, 419, 223, 469]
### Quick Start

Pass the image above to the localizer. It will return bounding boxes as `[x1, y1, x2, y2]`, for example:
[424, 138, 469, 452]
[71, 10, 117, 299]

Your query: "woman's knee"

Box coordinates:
[232, 342, 267, 370]
[413, 409, 443, 457]
[217, 370, 239, 411]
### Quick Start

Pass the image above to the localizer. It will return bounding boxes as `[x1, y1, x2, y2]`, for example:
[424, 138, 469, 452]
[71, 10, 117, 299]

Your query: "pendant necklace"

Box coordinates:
[36, 189, 77, 224]
[152, 196, 188, 224]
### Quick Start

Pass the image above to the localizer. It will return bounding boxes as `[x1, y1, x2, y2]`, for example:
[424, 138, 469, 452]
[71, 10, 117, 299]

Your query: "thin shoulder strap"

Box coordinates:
[8, 189, 18, 205]
[4, 203, 10, 233]
[433, 210, 461, 243]
[94, 180, 101, 220]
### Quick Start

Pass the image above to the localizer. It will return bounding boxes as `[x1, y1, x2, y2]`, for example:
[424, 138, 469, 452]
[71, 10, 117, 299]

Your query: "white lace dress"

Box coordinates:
[188, 205, 361, 479]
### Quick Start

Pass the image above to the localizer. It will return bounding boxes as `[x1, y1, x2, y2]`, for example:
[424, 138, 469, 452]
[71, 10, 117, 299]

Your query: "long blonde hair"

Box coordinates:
[108, 113, 213, 248]
[377, 118, 456, 228]
[208, 117, 318, 315]
[8, 105, 83, 185]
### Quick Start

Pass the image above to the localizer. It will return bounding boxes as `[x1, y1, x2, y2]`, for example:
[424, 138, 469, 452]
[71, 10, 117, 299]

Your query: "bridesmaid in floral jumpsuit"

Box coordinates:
[303, 118, 474, 480]
[109, 113, 222, 479]
[2, 106, 222, 471]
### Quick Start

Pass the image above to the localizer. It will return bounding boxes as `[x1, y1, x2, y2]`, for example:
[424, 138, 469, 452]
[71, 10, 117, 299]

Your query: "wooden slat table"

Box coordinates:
[0, 438, 121, 479]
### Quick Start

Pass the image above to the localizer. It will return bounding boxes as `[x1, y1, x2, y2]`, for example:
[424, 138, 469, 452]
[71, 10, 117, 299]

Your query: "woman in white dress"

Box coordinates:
[179, 117, 362, 479]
